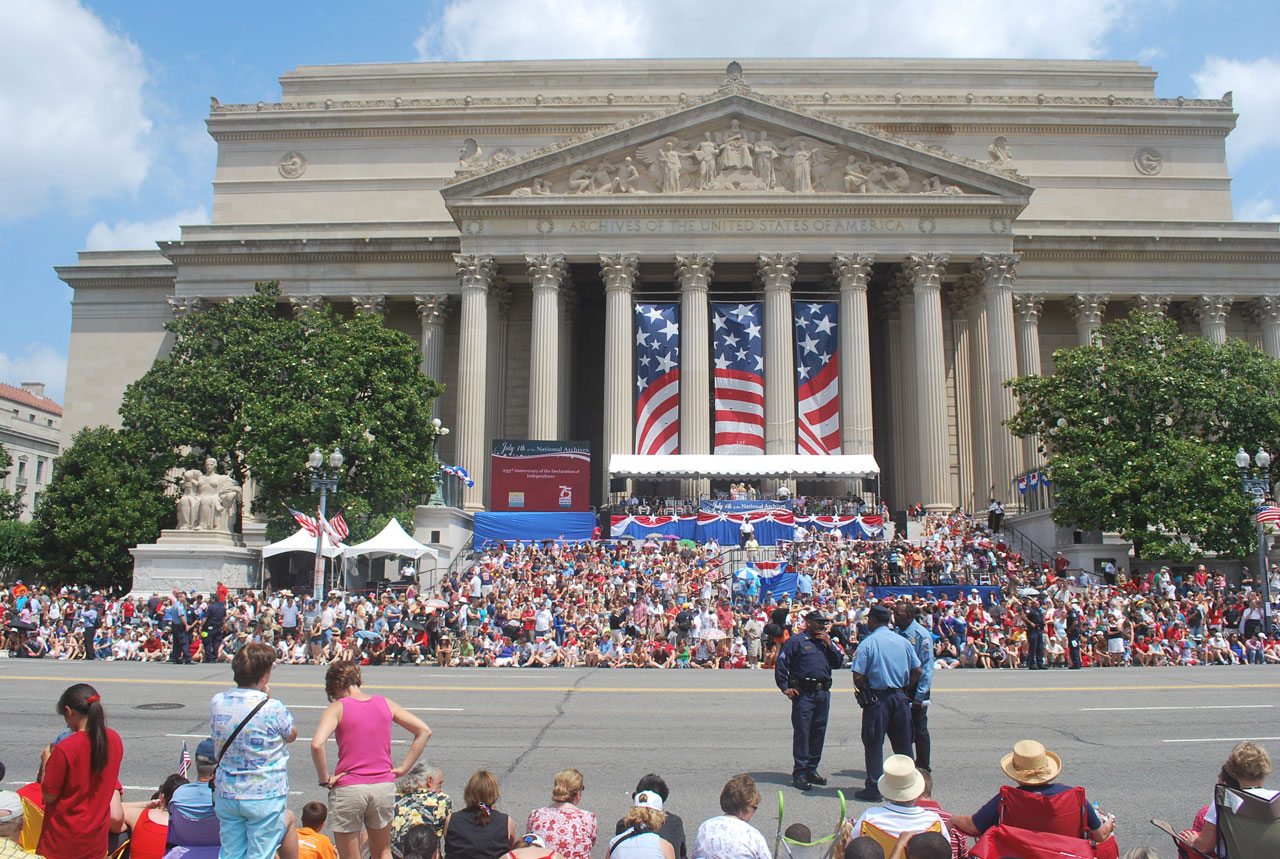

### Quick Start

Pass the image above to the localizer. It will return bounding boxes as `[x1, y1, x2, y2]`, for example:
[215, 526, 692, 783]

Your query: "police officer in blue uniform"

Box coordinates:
[1024, 596, 1047, 669]
[850, 603, 921, 801]
[775, 609, 844, 791]
[893, 600, 934, 772]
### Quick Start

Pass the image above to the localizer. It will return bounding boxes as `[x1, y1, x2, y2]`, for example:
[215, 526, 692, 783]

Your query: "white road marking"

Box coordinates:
[1163, 736, 1280, 744]
[164, 733, 406, 745]
[285, 704, 463, 711]
[1081, 704, 1274, 712]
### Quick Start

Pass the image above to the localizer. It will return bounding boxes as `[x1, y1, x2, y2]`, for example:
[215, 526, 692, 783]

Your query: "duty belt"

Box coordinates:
[868, 687, 903, 694]
[792, 677, 832, 692]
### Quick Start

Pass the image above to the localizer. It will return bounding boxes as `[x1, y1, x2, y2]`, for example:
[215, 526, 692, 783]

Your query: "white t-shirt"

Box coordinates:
[692, 815, 771, 859]
[853, 803, 949, 842]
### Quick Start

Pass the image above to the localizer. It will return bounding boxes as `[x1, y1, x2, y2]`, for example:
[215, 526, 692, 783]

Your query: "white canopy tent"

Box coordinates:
[608, 454, 880, 480]
[342, 518, 439, 560]
[261, 527, 346, 558]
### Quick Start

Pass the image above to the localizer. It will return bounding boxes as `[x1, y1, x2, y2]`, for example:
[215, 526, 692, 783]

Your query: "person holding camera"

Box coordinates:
[775, 610, 845, 791]
[850, 604, 921, 802]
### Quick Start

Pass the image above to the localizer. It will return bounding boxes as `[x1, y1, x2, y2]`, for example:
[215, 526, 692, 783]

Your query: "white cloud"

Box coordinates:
[85, 206, 209, 251]
[1193, 56, 1280, 166]
[1238, 198, 1280, 223]
[1136, 46, 1165, 64]
[0, 345, 68, 404]
[0, 0, 152, 220]
[416, 0, 1136, 62]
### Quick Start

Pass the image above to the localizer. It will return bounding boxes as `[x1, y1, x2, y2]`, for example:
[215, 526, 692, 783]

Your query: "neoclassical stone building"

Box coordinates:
[58, 58, 1280, 515]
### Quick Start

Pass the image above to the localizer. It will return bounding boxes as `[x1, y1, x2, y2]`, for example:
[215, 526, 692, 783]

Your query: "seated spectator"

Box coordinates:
[392, 762, 451, 857]
[0, 790, 43, 859]
[852, 756, 948, 851]
[443, 770, 518, 859]
[400, 824, 440, 859]
[890, 832, 949, 859]
[504, 833, 565, 859]
[951, 740, 1114, 844]
[614, 775, 686, 859]
[911, 771, 966, 859]
[843, 836, 884, 859]
[1188, 740, 1276, 857]
[691, 774, 771, 859]
[298, 802, 337, 859]
[526, 769, 596, 859]
[609, 791, 674, 859]
[120, 774, 187, 859]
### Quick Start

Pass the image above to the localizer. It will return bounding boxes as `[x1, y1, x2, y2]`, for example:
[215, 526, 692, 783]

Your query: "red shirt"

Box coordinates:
[39, 729, 124, 859]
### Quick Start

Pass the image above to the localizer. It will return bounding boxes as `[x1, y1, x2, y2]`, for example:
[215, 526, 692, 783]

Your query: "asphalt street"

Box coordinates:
[2, 659, 1276, 855]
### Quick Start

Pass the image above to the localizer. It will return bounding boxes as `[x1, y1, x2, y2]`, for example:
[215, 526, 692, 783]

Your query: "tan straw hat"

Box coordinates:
[1001, 740, 1062, 785]
[877, 754, 925, 802]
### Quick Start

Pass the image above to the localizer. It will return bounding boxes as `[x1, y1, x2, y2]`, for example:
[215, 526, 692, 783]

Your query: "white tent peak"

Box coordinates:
[262, 527, 345, 559]
[343, 518, 438, 560]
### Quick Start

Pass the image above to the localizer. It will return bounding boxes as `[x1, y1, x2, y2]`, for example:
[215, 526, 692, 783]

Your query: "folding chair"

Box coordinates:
[165, 805, 221, 859]
[970, 786, 1118, 859]
[1213, 782, 1280, 857]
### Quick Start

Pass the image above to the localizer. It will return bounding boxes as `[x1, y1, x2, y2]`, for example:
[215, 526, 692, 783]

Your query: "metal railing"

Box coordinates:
[1001, 519, 1055, 569]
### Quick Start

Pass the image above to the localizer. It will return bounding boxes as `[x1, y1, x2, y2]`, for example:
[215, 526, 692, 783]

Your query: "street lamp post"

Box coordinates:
[1236, 446, 1273, 638]
[308, 446, 344, 603]
[428, 418, 450, 507]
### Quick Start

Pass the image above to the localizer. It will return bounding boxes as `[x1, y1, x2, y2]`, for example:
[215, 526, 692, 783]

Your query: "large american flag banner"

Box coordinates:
[635, 303, 680, 455]
[794, 300, 841, 455]
[712, 302, 765, 454]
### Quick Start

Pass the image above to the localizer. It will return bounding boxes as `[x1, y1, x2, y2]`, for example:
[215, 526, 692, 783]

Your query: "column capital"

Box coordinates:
[675, 253, 715, 292]
[1068, 293, 1108, 326]
[1248, 295, 1280, 324]
[169, 295, 210, 318]
[351, 294, 387, 316]
[489, 276, 511, 316]
[287, 294, 324, 319]
[1012, 293, 1046, 325]
[906, 253, 949, 292]
[890, 268, 915, 308]
[526, 253, 567, 290]
[1193, 293, 1233, 326]
[973, 253, 1021, 291]
[757, 253, 799, 291]
[453, 253, 496, 291]
[599, 253, 639, 292]
[414, 293, 452, 325]
[948, 277, 981, 312]
[832, 253, 875, 291]
[1130, 293, 1171, 316]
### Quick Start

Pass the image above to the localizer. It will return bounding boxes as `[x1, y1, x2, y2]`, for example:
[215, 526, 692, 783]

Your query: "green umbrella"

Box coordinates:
[679, 539, 697, 550]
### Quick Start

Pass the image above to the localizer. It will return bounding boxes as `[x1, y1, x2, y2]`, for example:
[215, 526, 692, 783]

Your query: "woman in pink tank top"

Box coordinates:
[312, 661, 433, 859]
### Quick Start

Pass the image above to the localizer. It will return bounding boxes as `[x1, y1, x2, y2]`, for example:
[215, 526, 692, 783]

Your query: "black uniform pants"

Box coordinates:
[911, 700, 931, 771]
[1068, 635, 1083, 668]
[1027, 629, 1045, 668]
[84, 628, 96, 660]
[205, 632, 223, 663]
[862, 690, 913, 793]
[790, 689, 830, 777]
[171, 623, 191, 663]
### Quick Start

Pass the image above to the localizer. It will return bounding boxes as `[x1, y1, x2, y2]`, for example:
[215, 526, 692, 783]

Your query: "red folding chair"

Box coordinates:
[971, 786, 1119, 859]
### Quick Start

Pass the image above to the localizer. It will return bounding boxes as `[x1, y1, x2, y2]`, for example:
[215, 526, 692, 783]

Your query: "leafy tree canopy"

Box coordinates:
[1008, 311, 1280, 560]
[119, 281, 443, 543]
[0, 447, 24, 521]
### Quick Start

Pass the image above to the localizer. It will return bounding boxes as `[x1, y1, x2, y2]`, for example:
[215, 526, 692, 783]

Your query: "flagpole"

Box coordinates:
[307, 447, 343, 603]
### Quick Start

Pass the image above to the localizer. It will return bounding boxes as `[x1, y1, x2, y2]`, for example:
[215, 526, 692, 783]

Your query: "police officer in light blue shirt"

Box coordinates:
[894, 600, 935, 772]
[850, 603, 920, 801]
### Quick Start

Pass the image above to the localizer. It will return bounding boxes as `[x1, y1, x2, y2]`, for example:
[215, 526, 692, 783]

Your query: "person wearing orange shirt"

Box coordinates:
[298, 802, 337, 859]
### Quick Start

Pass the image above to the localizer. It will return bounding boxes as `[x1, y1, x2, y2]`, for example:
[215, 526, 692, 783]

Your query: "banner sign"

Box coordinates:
[699, 498, 793, 514]
[490, 439, 591, 512]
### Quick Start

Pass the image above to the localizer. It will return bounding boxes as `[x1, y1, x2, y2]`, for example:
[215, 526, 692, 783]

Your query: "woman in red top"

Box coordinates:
[121, 774, 188, 859]
[39, 683, 125, 859]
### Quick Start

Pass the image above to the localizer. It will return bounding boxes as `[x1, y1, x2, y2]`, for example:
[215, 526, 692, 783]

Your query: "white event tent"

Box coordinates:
[343, 518, 438, 561]
[261, 527, 346, 558]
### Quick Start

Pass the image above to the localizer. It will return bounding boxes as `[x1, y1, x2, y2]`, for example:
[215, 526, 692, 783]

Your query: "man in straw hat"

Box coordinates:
[851, 754, 948, 850]
[951, 740, 1115, 843]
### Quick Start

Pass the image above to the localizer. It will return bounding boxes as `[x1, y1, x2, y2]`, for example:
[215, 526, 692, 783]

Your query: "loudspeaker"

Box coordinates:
[609, 477, 627, 493]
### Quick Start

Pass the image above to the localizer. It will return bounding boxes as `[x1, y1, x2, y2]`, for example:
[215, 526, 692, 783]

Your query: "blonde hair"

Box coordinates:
[621, 806, 665, 832]
[1225, 741, 1272, 784]
[552, 768, 584, 802]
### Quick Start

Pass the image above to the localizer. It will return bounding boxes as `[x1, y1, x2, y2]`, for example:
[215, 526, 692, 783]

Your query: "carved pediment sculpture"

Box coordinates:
[501, 117, 984, 197]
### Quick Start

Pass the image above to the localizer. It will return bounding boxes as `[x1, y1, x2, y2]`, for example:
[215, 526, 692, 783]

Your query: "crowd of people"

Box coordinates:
[3, 659, 1273, 859]
[3, 511, 1276, 675]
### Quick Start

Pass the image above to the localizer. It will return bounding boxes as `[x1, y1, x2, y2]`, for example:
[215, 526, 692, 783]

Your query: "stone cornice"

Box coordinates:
[157, 237, 460, 266]
[446, 196, 1026, 219]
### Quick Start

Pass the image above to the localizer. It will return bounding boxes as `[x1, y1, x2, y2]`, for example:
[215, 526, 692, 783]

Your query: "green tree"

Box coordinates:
[1008, 311, 1280, 560]
[120, 281, 443, 542]
[0, 447, 24, 520]
[26, 426, 172, 588]
[0, 519, 36, 577]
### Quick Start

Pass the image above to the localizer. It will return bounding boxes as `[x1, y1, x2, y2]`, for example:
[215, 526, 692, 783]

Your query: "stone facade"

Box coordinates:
[56, 59, 1280, 513]
[0, 382, 62, 522]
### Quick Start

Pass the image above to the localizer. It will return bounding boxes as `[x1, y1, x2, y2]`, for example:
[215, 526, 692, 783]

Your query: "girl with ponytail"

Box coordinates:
[443, 770, 518, 859]
[38, 683, 124, 859]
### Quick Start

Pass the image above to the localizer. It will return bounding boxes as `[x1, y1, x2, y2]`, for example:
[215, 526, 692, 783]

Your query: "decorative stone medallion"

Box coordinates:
[1133, 147, 1163, 175]
[279, 151, 307, 179]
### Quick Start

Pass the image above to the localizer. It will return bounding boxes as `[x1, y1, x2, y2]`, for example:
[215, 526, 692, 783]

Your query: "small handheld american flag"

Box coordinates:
[178, 742, 191, 778]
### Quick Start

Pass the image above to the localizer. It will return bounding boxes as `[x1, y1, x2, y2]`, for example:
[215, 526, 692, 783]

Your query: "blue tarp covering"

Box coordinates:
[473, 512, 598, 547]
[865, 585, 1003, 605]
[758, 568, 797, 599]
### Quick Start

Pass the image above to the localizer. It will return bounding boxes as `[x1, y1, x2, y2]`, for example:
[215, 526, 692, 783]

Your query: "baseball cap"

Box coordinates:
[805, 610, 830, 624]
[195, 738, 217, 763]
[869, 605, 893, 623]
[633, 790, 664, 811]
[0, 791, 23, 824]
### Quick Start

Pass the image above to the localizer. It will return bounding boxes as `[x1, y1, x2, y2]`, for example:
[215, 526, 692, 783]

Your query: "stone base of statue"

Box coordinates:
[130, 535, 258, 595]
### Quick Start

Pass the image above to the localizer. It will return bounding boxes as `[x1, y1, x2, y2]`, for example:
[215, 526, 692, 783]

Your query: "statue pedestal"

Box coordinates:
[130, 539, 258, 595]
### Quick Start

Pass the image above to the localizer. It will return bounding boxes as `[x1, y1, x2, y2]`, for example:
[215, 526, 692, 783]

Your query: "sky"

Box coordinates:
[2, 0, 1279, 405]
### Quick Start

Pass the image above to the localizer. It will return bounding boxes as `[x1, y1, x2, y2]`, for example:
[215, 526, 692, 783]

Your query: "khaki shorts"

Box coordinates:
[329, 781, 396, 833]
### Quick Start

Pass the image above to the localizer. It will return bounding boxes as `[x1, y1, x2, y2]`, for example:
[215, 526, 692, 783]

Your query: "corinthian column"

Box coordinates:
[759, 254, 799, 458]
[1013, 293, 1046, 471]
[676, 255, 714, 489]
[601, 253, 638, 499]
[895, 272, 920, 507]
[351, 294, 388, 317]
[956, 277, 991, 506]
[833, 253, 874, 456]
[976, 253, 1022, 502]
[453, 254, 495, 512]
[485, 278, 510, 452]
[1131, 294, 1171, 317]
[1253, 296, 1280, 357]
[1068, 293, 1108, 345]
[882, 296, 905, 508]
[1195, 294, 1232, 344]
[414, 294, 451, 382]
[946, 286, 974, 509]
[558, 280, 577, 439]
[526, 253, 566, 439]
[287, 295, 324, 319]
[907, 254, 950, 512]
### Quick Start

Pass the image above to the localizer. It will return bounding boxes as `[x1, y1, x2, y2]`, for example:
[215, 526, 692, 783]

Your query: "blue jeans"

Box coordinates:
[216, 794, 288, 859]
